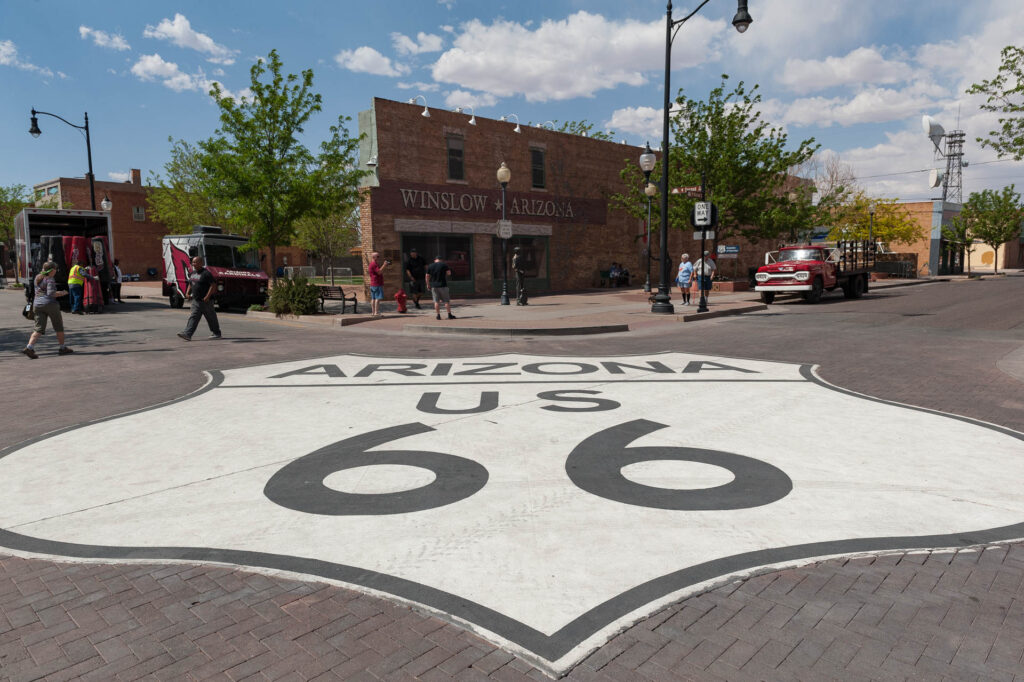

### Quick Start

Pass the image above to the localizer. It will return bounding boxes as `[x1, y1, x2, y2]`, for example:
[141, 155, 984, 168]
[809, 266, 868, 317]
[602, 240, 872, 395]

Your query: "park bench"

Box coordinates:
[318, 285, 358, 314]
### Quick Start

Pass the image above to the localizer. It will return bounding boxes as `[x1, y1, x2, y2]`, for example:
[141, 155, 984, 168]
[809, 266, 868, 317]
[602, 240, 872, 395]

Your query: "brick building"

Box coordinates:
[896, 200, 1023, 276]
[31, 170, 312, 279]
[356, 97, 765, 299]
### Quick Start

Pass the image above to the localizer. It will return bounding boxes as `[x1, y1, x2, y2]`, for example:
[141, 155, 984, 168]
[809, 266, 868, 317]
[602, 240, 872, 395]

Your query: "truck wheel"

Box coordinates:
[760, 292, 775, 304]
[803, 277, 823, 303]
[849, 275, 866, 299]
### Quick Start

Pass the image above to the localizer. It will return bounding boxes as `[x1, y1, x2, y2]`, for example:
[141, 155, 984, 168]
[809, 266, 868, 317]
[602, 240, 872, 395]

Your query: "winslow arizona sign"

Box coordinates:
[1, 353, 1022, 675]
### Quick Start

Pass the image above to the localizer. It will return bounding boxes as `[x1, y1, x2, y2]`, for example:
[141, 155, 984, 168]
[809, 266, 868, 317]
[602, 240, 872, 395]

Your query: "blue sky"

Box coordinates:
[3, 0, 1023, 203]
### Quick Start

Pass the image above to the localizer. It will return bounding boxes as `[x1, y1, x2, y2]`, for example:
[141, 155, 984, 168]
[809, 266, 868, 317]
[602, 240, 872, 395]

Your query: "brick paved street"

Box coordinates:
[2, 276, 1022, 680]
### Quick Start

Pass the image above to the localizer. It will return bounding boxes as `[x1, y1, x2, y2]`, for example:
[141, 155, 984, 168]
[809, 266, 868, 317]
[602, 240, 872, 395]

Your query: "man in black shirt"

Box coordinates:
[425, 256, 456, 321]
[177, 256, 222, 341]
[404, 248, 427, 309]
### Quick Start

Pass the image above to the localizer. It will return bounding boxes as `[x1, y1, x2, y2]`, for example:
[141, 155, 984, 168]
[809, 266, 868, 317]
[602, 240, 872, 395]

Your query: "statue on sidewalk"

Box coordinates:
[512, 247, 528, 305]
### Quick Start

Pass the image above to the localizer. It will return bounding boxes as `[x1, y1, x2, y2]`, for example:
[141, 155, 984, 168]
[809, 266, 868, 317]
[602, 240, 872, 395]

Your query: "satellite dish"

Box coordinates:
[928, 168, 944, 188]
[922, 115, 945, 152]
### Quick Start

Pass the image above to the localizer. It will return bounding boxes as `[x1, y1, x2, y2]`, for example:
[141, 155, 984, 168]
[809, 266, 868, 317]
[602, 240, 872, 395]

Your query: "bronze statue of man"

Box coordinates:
[512, 247, 528, 305]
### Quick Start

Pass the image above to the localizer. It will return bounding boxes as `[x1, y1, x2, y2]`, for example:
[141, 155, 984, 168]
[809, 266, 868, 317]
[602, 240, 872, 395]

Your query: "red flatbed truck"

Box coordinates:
[754, 241, 875, 304]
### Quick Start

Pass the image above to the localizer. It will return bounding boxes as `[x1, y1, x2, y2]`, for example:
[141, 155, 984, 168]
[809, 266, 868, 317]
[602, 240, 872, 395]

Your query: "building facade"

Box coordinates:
[356, 97, 765, 299]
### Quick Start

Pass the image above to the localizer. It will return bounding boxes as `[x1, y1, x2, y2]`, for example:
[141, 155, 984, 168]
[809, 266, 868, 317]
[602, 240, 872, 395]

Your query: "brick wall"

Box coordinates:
[360, 97, 767, 297]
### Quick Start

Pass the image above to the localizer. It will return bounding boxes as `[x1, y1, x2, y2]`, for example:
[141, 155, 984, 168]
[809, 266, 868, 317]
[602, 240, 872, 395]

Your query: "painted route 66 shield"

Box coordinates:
[1, 353, 1022, 674]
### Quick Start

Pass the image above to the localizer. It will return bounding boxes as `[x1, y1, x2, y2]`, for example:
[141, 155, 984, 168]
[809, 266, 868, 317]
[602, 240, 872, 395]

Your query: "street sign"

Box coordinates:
[694, 201, 712, 226]
[497, 220, 513, 239]
[693, 231, 715, 241]
[717, 245, 740, 259]
[671, 185, 701, 194]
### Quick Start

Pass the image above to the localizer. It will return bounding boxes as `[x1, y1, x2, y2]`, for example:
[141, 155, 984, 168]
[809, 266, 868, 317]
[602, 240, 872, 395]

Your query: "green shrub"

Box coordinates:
[247, 303, 266, 312]
[268, 277, 320, 316]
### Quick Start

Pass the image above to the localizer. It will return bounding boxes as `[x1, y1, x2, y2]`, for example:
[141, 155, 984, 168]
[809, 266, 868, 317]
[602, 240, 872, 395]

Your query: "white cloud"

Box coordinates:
[438, 0, 455, 9]
[606, 107, 662, 138]
[143, 13, 237, 64]
[108, 171, 131, 182]
[779, 47, 914, 93]
[79, 26, 131, 51]
[391, 32, 443, 56]
[130, 53, 248, 99]
[0, 39, 54, 78]
[396, 81, 440, 92]
[730, 0, 872, 61]
[431, 11, 724, 103]
[335, 46, 409, 77]
[783, 86, 942, 128]
[443, 89, 497, 110]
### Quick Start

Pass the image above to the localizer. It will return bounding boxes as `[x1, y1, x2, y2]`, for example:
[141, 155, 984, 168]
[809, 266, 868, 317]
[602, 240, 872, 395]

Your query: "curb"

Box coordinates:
[402, 323, 630, 337]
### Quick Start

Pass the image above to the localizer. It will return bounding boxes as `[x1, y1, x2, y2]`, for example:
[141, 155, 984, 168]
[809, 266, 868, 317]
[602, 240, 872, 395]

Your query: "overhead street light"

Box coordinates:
[29, 108, 98, 210]
[651, 1, 751, 314]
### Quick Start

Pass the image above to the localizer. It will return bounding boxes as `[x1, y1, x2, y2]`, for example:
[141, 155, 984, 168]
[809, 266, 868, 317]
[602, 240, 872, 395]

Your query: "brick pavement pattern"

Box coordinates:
[2, 543, 1022, 681]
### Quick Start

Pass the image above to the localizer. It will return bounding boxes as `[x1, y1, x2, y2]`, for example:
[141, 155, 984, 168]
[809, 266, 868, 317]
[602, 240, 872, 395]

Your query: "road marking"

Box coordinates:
[1, 352, 1021, 674]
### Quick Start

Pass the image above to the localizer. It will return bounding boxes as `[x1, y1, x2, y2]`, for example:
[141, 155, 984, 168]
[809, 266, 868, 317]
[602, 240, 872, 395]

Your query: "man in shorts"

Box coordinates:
[367, 251, 391, 316]
[425, 256, 456, 320]
[404, 248, 427, 309]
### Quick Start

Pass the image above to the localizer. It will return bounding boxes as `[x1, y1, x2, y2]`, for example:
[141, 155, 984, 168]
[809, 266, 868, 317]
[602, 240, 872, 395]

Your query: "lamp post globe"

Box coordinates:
[497, 162, 511, 305]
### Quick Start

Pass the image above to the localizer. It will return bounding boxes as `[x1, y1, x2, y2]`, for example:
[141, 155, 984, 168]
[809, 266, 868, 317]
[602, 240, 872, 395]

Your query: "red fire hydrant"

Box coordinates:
[394, 288, 408, 313]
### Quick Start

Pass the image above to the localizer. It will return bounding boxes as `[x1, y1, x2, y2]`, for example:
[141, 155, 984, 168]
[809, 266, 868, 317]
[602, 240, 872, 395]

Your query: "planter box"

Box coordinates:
[711, 281, 749, 292]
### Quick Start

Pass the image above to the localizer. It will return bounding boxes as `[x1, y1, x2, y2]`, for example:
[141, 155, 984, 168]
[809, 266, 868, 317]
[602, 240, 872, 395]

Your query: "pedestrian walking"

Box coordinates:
[177, 256, 222, 341]
[404, 248, 427, 309]
[20, 261, 73, 359]
[676, 253, 693, 305]
[425, 256, 456, 320]
[367, 251, 391, 316]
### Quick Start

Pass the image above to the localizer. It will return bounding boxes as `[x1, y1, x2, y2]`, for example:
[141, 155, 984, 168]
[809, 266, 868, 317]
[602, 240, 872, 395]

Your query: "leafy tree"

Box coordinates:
[554, 120, 614, 141]
[294, 206, 361, 283]
[967, 46, 1024, 160]
[202, 49, 367, 280]
[825, 193, 921, 245]
[611, 76, 818, 249]
[0, 184, 32, 255]
[942, 215, 974, 275]
[959, 185, 1023, 274]
[147, 137, 242, 235]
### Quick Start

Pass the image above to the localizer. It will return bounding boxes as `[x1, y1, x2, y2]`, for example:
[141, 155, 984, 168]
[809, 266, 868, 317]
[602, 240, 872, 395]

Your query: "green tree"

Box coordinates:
[967, 45, 1024, 160]
[294, 206, 361, 283]
[0, 184, 32, 255]
[554, 120, 614, 141]
[202, 49, 367, 280]
[611, 76, 819, 248]
[826, 193, 921, 246]
[942, 215, 974, 275]
[147, 137, 241, 235]
[959, 185, 1023, 274]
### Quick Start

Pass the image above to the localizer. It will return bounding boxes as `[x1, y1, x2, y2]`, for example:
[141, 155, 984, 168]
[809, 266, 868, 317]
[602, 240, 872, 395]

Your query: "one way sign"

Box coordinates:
[691, 201, 717, 228]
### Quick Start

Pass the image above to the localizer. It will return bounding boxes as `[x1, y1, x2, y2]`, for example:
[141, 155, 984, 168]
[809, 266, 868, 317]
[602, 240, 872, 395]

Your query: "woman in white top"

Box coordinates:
[112, 259, 124, 303]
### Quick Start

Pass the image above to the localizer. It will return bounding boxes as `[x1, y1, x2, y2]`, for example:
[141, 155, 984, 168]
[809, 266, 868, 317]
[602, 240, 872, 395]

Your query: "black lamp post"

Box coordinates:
[29, 108, 97, 210]
[497, 162, 511, 305]
[639, 142, 657, 293]
[651, 0, 752, 313]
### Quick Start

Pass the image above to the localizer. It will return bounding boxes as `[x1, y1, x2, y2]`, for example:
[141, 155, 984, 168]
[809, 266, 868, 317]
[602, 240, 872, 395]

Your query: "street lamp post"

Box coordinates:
[868, 202, 876, 246]
[497, 162, 511, 305]
[651, 0, 752, 314]
[639, 143, 657, 293]
[29, 109, 97, 210]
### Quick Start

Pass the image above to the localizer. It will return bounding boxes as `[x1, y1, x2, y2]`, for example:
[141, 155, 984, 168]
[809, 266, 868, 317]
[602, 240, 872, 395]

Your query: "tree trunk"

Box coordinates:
[992, 244, 999, 275]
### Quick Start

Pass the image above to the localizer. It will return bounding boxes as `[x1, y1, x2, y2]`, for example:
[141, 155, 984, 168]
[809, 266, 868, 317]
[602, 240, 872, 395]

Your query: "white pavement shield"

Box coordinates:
[1, 353, 1023, 674]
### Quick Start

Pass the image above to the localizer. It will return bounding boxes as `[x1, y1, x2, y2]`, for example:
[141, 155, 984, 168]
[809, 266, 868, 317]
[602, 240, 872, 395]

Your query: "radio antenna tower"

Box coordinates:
[922, 115, 966, 204]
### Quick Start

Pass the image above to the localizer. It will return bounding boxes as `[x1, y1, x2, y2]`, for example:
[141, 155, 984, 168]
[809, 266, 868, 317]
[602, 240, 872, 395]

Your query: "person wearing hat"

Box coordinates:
[404, 248, 427, 310]
[694, 250, 717, 303]
[21, 261, 73, 359]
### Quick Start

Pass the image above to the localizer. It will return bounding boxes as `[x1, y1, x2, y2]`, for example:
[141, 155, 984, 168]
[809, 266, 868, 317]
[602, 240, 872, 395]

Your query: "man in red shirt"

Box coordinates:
[367, 251, 391, 316]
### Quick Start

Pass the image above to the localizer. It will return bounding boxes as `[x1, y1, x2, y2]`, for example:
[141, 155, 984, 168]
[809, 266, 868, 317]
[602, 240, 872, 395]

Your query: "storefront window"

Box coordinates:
[401, 234, 473, 281]
[491, 236, 548, 279]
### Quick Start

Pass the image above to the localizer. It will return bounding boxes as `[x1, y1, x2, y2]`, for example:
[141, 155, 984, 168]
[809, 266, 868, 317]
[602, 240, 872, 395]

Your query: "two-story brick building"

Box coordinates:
[356, 97, 755, 298]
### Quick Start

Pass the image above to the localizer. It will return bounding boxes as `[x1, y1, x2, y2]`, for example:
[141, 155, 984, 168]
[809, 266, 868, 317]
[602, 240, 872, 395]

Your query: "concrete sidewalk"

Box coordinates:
[246, 277, 943, 336]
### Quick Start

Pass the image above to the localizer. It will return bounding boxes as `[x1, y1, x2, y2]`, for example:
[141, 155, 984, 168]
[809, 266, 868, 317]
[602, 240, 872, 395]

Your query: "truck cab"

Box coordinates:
[162, 226, 268, 309]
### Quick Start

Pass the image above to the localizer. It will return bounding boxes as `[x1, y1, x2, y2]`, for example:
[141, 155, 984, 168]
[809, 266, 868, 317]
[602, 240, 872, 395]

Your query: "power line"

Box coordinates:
[853, 158, 1018, 182]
